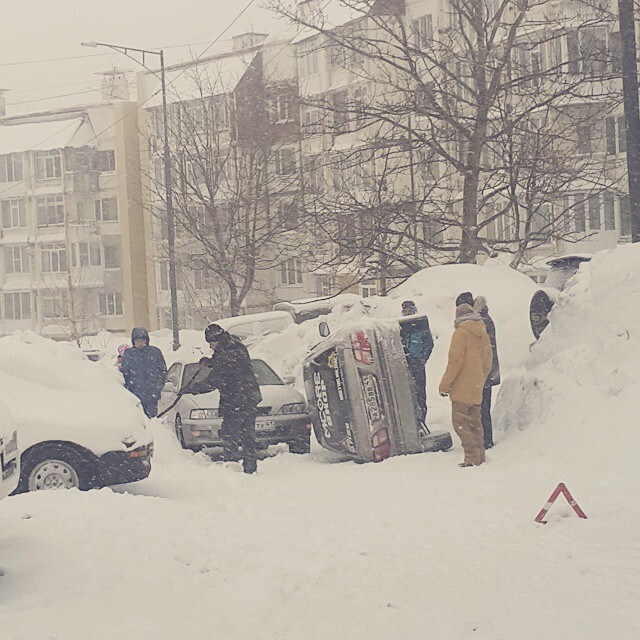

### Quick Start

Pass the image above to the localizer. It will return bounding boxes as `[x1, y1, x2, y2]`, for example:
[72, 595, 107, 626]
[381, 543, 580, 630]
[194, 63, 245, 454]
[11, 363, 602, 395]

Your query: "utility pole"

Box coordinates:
[81, 41, 181, 348]
[618, 0, 640, 242]
[159, 50, 180, 350]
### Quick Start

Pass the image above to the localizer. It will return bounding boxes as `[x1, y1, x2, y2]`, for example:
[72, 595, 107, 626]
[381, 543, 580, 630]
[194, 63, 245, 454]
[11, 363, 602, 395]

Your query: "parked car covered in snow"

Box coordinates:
[215, 311, 295, 347]
[303, 316, 452, 463]
[274, 293, 365, 324]
[0, 332, 153, 493]
[0, 399, 19, 499]
[159, 359, 312, 453]
[530, 254, 592, 339]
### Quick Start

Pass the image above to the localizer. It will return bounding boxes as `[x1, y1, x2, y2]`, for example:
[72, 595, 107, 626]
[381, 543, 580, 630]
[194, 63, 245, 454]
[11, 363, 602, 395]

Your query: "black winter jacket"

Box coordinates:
[480, 311, 501, 386]
[189, 332, 262, 415]
[121, 345, 168, 401]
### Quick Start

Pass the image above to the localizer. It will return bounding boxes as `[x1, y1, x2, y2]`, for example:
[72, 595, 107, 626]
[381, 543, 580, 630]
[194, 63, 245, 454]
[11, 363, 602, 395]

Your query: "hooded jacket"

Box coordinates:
[120, 344, 167, 401]
[473, 297, 501, 386]
[189, 331, 262, 415]
[439, 308, 493, 405]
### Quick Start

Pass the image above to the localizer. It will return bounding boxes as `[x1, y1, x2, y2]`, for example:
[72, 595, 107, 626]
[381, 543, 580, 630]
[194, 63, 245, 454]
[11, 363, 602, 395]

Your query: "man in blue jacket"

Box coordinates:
[120, 327, 167, 418]
[400, 300, 434, 424]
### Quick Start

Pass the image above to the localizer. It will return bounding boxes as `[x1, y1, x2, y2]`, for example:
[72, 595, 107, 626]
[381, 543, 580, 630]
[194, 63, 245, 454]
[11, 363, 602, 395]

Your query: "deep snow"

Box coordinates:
[0, 255, 638, 639]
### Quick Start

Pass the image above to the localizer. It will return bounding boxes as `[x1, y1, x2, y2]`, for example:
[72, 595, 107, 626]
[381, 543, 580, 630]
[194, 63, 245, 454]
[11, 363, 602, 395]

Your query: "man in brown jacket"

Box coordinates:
[439, 303, 493, 467]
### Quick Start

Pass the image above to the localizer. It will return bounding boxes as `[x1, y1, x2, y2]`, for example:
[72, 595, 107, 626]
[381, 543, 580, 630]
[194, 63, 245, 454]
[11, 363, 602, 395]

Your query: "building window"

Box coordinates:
[95, 150, 116, 172]
[328, 40, 346, 68]
[604, 192, 616, 230]
[299, 45, 319, 76]
[194, 266, 214, 290]
[331, 90, 350, 134]
[279, 258, 303, 286]
[40, 243, 67, 272]
[1, 199, 26, 228]
[37, 195, 65, 227]
[99, 292, 123, 316]
[269, 95, 294, 124]
[275, 148, 297, 175]
[605, 116, 626, 155]
[0, 154, 23, 183]
[361, 284, 377, 298]
[35, 150, 62, 180]
[95, 197, 118, 222]
[74, 242, 101, 267]
[103, 243, 121, 269]
[620, 195, 631, 236]
[412, 15, 433, 50]
[573, 194, 586, 233]
[588, 194, 601, 230]
[4, 245, 30, 274]
[566, 28, 608, 76]
[3, 291, 30, 320]
[160, 262, 169, 291]
[576, 125, 592, 155]
[41, 290, 68, 319]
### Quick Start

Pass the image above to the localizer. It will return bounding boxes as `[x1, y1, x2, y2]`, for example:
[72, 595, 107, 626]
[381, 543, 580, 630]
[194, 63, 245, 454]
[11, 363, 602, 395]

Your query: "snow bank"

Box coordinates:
[494, 242, 640, 471]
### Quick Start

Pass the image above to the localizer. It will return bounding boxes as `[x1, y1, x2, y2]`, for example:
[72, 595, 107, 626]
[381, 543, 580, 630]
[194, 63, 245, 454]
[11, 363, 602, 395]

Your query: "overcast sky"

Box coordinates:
[1, 0, 293, 114]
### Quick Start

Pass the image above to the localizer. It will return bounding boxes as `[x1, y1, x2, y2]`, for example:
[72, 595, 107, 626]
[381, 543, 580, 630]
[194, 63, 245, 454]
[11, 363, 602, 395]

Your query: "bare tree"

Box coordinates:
[276, 0, 618, 269]
[147, 63, 304, 317]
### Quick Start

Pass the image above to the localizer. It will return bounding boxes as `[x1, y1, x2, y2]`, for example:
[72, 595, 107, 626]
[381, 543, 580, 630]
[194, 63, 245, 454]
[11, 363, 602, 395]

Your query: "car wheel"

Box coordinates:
[18, 443, 88, 493]
[288, 434, 311, 454]
[175, 414, 186, 449]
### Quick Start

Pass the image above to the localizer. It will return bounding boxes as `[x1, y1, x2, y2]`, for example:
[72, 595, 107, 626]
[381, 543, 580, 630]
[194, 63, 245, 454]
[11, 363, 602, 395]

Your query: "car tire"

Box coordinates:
[18, 443, 90, 493]
[288, 434, 311, 454]
[175, 414, 186, 449]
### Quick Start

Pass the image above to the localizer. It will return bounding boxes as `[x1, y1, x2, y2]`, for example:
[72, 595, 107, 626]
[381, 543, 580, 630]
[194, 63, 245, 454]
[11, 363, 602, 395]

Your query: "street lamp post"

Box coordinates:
[82, 41, 181, 349]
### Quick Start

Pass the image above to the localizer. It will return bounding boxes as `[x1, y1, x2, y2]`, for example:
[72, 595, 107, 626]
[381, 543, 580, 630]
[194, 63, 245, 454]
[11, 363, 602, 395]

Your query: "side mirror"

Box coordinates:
[318, 322, 330, 338]
[163, 381, 178, 393]
[282, 375, 296, 386]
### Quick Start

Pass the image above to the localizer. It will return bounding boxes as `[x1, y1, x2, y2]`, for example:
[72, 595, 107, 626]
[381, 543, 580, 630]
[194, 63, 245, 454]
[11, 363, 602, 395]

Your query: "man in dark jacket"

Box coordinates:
[473, 296, 500, 449]
[120, 327, 167, 418]
[188, 324, 262, 474]
[400, 300, 434, 423]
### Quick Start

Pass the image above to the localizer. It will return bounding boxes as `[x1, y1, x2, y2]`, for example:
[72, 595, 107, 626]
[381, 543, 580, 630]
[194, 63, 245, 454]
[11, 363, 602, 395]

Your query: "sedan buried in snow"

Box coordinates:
[160, 359, 312, 454]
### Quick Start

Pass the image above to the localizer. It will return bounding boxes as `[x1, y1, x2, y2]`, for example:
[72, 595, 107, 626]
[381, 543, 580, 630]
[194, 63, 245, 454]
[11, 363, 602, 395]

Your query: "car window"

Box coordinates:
[260, 318, 291, 336]
[166, 363, 182, 387]
[251, 360, 284, 385]
[181, 359, 284, 388]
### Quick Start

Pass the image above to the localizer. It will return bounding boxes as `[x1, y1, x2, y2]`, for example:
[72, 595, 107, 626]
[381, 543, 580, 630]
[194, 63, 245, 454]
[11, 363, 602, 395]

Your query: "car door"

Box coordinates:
[158, 362, 182, 415]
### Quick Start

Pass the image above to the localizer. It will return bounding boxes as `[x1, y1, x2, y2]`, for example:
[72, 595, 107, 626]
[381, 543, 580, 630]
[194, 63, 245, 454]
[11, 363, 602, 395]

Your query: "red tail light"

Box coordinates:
[371, 427, 391, 462]
[351, 331, 373, 365]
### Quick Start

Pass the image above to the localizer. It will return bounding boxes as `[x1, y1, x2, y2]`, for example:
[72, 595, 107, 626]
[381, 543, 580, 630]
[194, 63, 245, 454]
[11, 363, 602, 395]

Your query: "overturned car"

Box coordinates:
[303, 316, 452, 463]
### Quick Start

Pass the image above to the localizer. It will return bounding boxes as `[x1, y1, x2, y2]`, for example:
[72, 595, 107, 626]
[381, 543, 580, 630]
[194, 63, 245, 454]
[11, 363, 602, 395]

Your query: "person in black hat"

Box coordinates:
[400, 300, 434, 424]
[455, 292, 474, 307]
[120, 327, 167, 418]
[188, 323, 262, 474]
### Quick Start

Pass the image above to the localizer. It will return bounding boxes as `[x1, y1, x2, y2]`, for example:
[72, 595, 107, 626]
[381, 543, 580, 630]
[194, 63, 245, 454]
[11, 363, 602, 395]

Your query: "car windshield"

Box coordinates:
[181, 359, 283, 389]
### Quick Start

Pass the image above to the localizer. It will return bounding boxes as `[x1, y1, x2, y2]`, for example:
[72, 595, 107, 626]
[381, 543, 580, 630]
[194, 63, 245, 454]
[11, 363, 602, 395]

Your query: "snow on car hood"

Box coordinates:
[0, 332, 150, 456]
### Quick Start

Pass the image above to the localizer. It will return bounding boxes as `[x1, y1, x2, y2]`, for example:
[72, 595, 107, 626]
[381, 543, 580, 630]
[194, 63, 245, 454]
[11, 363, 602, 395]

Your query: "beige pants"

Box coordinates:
[451, 402, 485, 466]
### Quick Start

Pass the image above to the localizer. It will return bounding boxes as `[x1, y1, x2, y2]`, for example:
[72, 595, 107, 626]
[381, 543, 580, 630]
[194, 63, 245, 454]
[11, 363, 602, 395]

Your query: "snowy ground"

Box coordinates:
[0, 255, 639, 639]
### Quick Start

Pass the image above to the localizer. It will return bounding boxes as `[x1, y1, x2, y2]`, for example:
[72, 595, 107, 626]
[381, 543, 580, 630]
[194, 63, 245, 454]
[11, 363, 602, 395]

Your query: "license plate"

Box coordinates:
[256, 419, 276, 431]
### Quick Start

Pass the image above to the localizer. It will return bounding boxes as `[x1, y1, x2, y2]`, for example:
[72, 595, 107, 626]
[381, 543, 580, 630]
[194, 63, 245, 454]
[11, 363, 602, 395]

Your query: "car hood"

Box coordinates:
[187, 384, 306, 414]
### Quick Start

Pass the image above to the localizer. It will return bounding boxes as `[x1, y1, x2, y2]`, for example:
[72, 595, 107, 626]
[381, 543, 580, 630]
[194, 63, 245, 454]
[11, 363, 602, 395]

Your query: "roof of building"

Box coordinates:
[0, 116, 96, 155]
[146, 51, 259, 107]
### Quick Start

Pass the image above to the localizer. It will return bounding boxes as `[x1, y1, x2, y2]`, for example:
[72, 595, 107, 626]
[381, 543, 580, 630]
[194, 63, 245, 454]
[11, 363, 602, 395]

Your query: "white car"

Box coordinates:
[159, 359, 311, 453]
[0, 332, 153, 493]
[0, 398, 19, 499]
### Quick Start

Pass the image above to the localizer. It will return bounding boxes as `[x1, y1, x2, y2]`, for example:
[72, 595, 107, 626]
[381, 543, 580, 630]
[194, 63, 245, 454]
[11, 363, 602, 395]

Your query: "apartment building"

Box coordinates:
[141, 32, 312, 328]
[0, 77, 150, 338]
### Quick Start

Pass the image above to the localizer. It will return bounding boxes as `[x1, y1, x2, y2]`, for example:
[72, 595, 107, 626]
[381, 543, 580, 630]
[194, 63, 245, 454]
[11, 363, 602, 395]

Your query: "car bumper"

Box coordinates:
[181, 415, 311, 450]
[93, 443, 154, 486]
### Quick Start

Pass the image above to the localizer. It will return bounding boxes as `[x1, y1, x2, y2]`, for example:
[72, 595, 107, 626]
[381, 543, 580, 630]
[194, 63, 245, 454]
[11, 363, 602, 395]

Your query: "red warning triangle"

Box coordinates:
[535, 483, 588, 524]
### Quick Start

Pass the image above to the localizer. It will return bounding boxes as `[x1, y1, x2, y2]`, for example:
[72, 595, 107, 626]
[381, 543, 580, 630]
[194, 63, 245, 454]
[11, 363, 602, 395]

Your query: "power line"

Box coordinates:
[0, 52, 112, 67]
